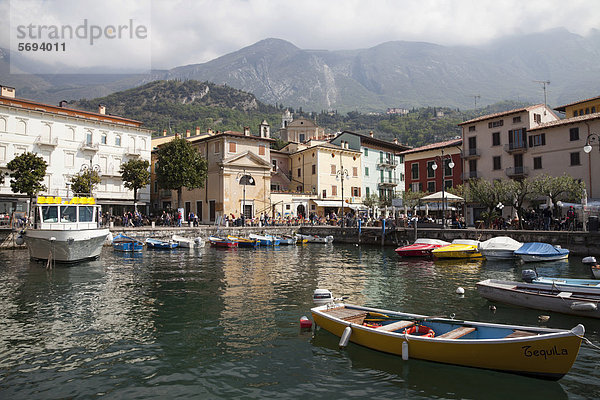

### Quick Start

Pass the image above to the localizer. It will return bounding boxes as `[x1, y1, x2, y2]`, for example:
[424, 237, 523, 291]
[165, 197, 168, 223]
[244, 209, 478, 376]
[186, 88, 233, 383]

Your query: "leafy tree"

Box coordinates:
[119, 159, 151, 211]
[7, 152, 48, 219]
[505, 178, 536, 229]
[69, 168, 101, 196]
[463, 179, 512, 227]
[534, 174, 586, 217]
[363, 193, 379, 213]
[156, 137, 208, 209]
[402, 190, 427, 211]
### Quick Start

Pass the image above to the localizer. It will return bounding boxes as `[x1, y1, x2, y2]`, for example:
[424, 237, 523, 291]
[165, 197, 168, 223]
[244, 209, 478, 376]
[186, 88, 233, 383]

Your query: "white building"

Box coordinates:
[0, 86, 152, 215]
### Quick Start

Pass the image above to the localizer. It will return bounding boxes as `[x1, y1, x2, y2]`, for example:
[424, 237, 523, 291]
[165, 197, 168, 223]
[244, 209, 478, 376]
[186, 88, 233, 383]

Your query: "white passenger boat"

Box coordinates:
[21, 196, 109, 263]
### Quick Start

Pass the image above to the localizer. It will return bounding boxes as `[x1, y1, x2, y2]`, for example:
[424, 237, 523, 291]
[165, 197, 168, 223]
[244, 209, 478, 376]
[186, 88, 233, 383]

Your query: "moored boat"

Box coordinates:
[145, 237, 178, 249]
[394, 238, 450, 257]
[311, 302, 584, 380]
[279, 235, 297, 245]
[297, 234, 334, 243]
[22, 196, 110, 263]
[514, 242, 569, 262]
[476, 278, 600, 318]
[248, 233, 280, 246]
[478, 236, 522, 260]
[227, 235, 258, 247]
[208, 235, 238, 248]
[522, 269, 600, 292]
[172, 234, 204, 248]
[431, 239, 482, 259]
[112, 233, 144, 252]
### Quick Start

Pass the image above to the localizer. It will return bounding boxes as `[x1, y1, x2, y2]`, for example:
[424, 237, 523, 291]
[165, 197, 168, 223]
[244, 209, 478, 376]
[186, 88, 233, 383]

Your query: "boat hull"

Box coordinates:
[395, 244, 439, 257]
[518, 254, 569, 262]
[480, 249, 519, 260]
[312, 304, 582, 380]
[25, 228, 109, 262]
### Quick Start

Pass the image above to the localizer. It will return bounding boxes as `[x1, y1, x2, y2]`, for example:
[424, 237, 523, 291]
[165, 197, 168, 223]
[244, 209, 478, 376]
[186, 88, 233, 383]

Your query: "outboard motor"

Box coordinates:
[522, 269, 538, 283]
[313, 289, 334, 305]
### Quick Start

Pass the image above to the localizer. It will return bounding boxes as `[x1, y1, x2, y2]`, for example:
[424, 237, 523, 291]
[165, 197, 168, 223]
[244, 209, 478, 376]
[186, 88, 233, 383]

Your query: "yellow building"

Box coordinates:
[554, 96, 600, 118]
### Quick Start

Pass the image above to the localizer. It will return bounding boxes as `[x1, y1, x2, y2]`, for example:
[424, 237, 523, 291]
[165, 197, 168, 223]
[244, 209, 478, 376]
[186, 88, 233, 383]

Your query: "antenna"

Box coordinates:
[533, 80, 551, 110]
[473, 95, 481, 109]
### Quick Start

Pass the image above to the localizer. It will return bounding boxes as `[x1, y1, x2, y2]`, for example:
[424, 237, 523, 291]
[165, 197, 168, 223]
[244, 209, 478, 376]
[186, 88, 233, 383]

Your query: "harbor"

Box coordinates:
[1, 244, 599, 398]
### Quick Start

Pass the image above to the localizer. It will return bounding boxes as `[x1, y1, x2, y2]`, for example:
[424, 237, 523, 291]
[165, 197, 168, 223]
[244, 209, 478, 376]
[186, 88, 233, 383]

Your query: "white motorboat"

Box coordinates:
[21, 196, 109, 263]
[478, 236, 522, 260]
[172, 234, 205, 248]
[297, 234, 334, 243]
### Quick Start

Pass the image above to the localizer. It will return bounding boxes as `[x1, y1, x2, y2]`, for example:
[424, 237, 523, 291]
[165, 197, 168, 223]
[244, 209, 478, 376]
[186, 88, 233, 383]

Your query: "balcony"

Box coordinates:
[462, 171, 480, 180]
[377, 158, 398, 168]
[462, 147, 480, 160]
[80, 141, 99, 152]
[504, 142, 527, 154]
[125, 146, 141, 157]
[377, 177, 399, 188]
[34, 135, 58, 148]
[159, 189, 172, 198]
[505, 166, 529, 178]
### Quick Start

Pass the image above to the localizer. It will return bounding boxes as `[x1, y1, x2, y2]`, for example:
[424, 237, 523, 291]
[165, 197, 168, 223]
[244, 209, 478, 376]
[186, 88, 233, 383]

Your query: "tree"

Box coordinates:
[69, 169, 102, 196]
[363, 194, 379, 215]
[505, 178, 536, 229]
[7, 152, 48, 219]
[156, 137, 208, 209]
[463, 179, 512, 227]
[119, 159, 151, 211]
[534, 174, 586, 217]
[402, 189, 427, 211]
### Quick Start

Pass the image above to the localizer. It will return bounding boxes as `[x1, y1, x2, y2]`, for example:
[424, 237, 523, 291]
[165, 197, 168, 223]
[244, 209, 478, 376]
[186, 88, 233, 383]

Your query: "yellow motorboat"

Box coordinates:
[311, 302, 584, 380]
[431, 239, 482, 259]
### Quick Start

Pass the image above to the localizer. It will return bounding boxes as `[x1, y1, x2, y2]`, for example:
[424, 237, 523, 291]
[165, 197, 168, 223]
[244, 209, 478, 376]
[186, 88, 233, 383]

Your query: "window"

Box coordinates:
[64, 151, 75, 167]
[299, 133, 305, 142]
[259, 145, 266, 155]
[322, 189, 326, 198]
[493, 156, 501, 170]
[272, 159, 277, 172]
[468, 126, 476, 132]
[353, 167, 358, 177]
[365, 187, 370, 197]
[488, 120, 503, 128]
[427, 161, 435, 178]
[352, 187, 360, 197]
[570, 127, 579, 141]
[468, 136, 477, 150]
[214, 142, 220, 153]
[427, 181, 436, 193]
[332, 185, 337, 196]
[271, 184, 280, 191]
[297, 168, 301, 177]
[593, 107, 597, 113]
[297, 186, 302, 192]
[411, 182, 423, 192]
[533, 157, 542, 170]
[574, 110, 578, 117]
[570, 152, 581, 166]
[411, 163, 419, 180]
[534, 114, 542, 124]
[229, 142, 236, 153]
[364, 148, 369, 156]
[492, 132, 500, 146]
[86, 131, 93, 145]
[365, 167, 369, 176]
[508, 128, 527, 149]
[331, 164, 336, 175]
[100, 133, 107, 145]
[312, 164, 316, 175]
[443, 158, 453, 177]
[513, 116, 521, 123]
[580, 109, 584, 115]
[529, 133, 546, 147]
[469, 159, 478, 174]
[444, 179, 453, 190]
[586, 108, 590, 114]
[400, 172, 405, 181]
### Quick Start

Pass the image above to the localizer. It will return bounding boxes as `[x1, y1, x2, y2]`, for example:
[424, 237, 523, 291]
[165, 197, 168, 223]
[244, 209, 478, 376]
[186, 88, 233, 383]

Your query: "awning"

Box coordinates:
[420, 191, 464, 202]
[313, 200, 346, 208]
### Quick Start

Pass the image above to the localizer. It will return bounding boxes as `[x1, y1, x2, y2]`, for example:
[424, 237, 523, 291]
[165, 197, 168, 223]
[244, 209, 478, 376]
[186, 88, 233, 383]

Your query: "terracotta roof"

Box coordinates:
[528, 112, 600, 131]
[400, 138, 462, 155]
[0, 95, 144, 127]
[458, 104, 546, 125]
[554, 95, 600, 112]
[334, 130, 411, 152]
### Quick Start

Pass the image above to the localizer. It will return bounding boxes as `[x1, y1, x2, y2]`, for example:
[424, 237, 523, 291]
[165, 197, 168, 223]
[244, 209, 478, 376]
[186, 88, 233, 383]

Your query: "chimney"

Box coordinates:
[369, 131, 374, 137]
[163, 129, 167, 136]
[393, 138, 398, 144]
[186, 129, 191, 137]
[59, 100, 68, 107]
[207, 128, 213, 135]
[243, 126, 250, 136]
[196, 126, 200, 135]
[1, 86, 15, 98]
[98, 104, 106, 114]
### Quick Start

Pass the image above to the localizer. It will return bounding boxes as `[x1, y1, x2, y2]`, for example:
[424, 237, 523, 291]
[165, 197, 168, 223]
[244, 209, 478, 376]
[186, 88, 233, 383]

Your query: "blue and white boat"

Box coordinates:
[112, 233, 144, 252]
[522, 269, 600, 292]
[514, 242, 569, 262]
[249, 233, 281, 246]
[145, 237, 178, 249]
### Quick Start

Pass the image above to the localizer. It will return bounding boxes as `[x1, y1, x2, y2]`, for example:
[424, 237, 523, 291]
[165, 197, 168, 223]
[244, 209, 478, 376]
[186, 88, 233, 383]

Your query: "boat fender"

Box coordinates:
[404, 325, 435, 338]
[402, 340, 409, 361]
[570, 302, 598, 311]
[300, 316, 312, 329]
[339, 326, 352, 348]
[456, 287, 465, 294]
[15, 235, 24, 246]
[522, 269, 538, 283]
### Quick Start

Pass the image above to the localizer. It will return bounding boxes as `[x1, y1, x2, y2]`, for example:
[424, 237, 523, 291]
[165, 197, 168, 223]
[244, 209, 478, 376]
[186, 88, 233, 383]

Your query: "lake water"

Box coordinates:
[1, 244, 599, 399]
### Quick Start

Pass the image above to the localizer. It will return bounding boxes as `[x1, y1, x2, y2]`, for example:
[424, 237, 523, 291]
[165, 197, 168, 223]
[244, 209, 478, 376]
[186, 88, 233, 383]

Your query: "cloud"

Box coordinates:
[4, 0, 600, 71]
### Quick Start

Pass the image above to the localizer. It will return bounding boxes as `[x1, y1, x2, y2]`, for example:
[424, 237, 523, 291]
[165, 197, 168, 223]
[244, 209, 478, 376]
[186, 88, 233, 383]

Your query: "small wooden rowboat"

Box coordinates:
[311, 303, 584, 380]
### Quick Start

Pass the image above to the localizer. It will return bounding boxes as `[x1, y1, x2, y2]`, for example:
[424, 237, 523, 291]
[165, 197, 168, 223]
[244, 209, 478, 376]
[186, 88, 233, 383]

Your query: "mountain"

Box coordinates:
[3, 29, 600, 111]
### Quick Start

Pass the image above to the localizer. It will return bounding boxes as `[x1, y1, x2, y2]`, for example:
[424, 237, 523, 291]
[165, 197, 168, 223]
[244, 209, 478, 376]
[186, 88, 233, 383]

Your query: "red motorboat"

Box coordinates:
[208, 236, 238, 248]
[394, 238, 450, 257]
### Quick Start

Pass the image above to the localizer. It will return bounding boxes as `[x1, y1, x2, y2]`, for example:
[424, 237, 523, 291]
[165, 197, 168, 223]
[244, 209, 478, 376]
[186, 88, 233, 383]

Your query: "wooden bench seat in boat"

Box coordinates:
[504, 330, 538, 338]
[375, 320, 415, 332]
[323, 307, 368, 324]
[437, 326, 476, 339]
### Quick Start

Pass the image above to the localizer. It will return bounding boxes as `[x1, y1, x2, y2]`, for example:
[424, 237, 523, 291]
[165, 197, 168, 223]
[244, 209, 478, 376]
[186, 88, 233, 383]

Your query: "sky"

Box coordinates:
[3, 0, 600, 73]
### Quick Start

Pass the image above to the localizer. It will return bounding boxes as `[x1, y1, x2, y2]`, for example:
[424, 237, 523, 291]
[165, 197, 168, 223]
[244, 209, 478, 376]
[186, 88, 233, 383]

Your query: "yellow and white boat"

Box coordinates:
[311, 303, 584, 380]
[431, 239, 482, 259]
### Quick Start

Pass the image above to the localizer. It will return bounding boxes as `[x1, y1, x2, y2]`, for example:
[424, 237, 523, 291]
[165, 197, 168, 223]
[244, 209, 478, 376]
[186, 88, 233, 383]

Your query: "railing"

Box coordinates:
[125, 146, 141, 156]
[35, 135, 58, 147]
[80, 141, 99, 151]
[504, 142, 527, 153]
[377, 158, 398, 167]
[378, 177, 399, 187]
[505, 166, 529, 177]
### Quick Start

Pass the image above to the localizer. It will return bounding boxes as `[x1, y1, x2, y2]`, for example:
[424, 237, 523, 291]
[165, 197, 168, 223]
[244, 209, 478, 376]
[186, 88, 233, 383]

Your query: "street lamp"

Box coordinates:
[333, 152, 349, 228]
[237, 170, 255, 226]
[80, 160, 101, 196]
[431, 148, 455, 228]
[584, 133, 599, 153]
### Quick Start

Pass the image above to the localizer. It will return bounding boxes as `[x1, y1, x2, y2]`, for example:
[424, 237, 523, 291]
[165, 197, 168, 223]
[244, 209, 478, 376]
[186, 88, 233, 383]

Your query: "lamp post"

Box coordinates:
[333, 152, 349, 228]
[584, 133, 599, 154]
[237, 169, 255, 226]
[80, 159, 101, 196]
[431, 148, 455, 228]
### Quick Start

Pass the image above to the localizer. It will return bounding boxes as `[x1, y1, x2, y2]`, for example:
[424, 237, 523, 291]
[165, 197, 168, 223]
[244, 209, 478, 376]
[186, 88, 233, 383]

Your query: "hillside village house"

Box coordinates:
[152, 121, 274, 223]
[0, 85, 152, 217]
[330, 130, 410, 216]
